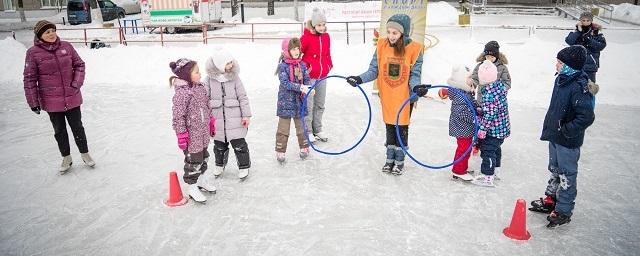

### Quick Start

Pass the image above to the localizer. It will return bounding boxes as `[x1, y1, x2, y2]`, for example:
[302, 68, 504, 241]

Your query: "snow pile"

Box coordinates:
[0, 38, 27, 83]
[612, 3, 640, 25]
[427, 1, 459, 26]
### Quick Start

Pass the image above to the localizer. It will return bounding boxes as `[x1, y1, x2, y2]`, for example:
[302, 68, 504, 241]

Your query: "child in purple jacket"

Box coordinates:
[170, 58, 216, 203]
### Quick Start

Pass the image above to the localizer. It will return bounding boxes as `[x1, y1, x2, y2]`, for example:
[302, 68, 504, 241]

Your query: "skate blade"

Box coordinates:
[198, 187, 217, 194]
[528, 207, 552, 214]
[452, 176, 473, 182]
[546, 219, 571, 228]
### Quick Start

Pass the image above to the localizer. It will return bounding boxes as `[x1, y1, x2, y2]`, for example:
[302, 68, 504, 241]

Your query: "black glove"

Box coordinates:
[412, 84, 430, 97]
[346, 76, 362, 87]
[31, 106, 41, 115]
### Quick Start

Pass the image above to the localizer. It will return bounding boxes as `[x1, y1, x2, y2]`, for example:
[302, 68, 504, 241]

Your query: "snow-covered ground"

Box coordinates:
[1, 2, 640, 255]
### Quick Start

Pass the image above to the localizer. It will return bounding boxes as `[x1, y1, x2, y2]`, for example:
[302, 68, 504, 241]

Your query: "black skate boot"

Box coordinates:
[390, 164, 404, 176]
[382, 162, 394, 173]
[546, 211, 571, 228]
[529, 196, 555, 214]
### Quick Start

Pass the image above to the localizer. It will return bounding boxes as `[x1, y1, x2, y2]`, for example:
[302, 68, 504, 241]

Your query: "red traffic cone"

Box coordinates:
[503, 199, 531, 240]
[164, 171, 187, 207]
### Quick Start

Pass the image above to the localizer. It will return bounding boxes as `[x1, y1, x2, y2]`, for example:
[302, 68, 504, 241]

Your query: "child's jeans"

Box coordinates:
[452, 137, 473, 175]
[545, 142, 580, 216]
[183, 148, 209, 184]
[479, 136, 504, 176]
[275, 117, 309, 153]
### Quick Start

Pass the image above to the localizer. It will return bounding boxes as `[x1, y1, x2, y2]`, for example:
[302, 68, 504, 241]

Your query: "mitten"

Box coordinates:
[31, 106, 41, 115]
[208, 117, 216, 136]
[346, 76, 362, 87]
[177, 132, 189, 150]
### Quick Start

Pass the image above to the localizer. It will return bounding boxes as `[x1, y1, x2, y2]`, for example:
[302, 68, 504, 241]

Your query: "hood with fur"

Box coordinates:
[476, 52, 508, 65]
[205, 50, 240, 81]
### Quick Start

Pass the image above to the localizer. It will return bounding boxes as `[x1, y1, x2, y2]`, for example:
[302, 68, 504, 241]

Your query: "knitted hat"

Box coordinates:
[579, 11, 594, 21]
[447, 65, 472, 90]
[34, 20, 56, 39]
[478, 60, 498, 85]
[557, 45, 587, 71]
[483, 41, 500, 58]
[170, 58, 197, 82]
[211, 48, 234, 71]
[386, 14, 411, 36]
[311, 8, 326, 27]
[281, 37, 301, 59]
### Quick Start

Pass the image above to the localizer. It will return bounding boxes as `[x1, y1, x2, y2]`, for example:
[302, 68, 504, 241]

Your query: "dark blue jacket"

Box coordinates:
[540, 71, 595, 148]
[565, 24, 606, 72]
[276, 61, 311, 118]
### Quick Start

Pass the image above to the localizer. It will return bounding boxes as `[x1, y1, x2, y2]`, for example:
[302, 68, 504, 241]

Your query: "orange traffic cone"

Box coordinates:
[164, 171, 187, 207]
[503, 199, 531, 240]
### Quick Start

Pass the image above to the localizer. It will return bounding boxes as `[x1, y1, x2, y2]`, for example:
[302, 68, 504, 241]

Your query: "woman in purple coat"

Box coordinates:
[23, 20, 95, 173]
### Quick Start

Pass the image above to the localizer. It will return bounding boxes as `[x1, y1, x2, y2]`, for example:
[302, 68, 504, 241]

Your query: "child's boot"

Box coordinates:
[196, 171, 217, 193]
[471, 173, 495, 187]
[529, 195, 556, 214]
[546, 211, 571, 228]
[314, 132, 328, 142]
[188, 184, 207, 203]
[59, 155, 72, 173]
[299, 147, 310, 159]
[276, 152, 286, 163]
[81, 153, 95, 167]
[238, 168, 249, 179]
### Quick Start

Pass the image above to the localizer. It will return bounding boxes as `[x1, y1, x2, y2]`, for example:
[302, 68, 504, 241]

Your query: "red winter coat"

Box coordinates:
[23, 37, 86, 112]
[300, 28, 333, 79]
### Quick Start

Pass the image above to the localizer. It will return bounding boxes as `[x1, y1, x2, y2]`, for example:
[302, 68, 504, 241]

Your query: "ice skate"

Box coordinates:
[59, 155, 72, 173]
[81, 153, 95, 167]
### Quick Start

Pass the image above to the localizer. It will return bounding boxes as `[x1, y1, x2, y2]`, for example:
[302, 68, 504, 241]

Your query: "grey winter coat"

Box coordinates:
[472, 52, 511, 102]
[204, 57, 252, 142]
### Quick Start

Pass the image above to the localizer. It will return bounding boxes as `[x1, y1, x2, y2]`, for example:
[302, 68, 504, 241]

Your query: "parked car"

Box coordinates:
[67, 0, 126, 25]
[112, 0, 141, 14]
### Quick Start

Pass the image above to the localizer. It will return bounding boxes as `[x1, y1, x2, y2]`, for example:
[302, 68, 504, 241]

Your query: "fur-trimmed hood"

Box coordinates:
[476, 52, 508, 65]
[205, 53, 240, 81]
[588, 80, 599, 95]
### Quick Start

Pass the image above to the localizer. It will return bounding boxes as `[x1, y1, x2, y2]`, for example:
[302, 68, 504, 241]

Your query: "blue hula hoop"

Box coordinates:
[395, 85, 480, 169]
[300, 75, 372, 155]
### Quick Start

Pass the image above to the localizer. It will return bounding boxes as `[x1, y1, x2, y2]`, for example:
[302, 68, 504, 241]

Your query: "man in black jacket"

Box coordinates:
[530, 45, 596, 228]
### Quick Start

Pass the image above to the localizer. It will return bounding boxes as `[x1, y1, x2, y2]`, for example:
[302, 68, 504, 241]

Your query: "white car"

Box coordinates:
[112, 0, 141, 14]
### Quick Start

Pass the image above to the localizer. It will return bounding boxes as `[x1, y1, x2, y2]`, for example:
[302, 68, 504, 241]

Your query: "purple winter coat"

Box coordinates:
[171, 77, 211, 153]
[23, 37, 86, 112]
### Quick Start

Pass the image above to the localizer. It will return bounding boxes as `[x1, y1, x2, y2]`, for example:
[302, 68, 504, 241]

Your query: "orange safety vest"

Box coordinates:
[376, 38, 424, 125]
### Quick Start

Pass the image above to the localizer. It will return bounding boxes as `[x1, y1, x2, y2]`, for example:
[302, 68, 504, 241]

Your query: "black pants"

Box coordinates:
[47, 106, 88, 157]
[214, 138, 251, 169]
[385, 124, 409, 147]
[183, 149, 209, 184]
[384, 103, 414, 147]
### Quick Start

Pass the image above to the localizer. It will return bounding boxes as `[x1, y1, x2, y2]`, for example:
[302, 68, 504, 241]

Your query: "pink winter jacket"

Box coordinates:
[171, 77, 211, 153]
[23, 37, 86, 112]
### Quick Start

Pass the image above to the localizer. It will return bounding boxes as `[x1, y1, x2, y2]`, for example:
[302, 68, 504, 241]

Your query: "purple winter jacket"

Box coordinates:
[23, 37, 86, 112]
[172, 77, 211, 154]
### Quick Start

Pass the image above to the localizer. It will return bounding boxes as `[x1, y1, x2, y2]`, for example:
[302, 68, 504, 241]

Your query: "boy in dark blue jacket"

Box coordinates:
[565, 11, 606, 83]
[530, 45, 596, 228]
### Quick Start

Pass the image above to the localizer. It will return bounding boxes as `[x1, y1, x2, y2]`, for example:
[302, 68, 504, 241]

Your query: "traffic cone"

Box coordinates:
[503, 199, 531, 240]
[164, 171, 187, 207]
